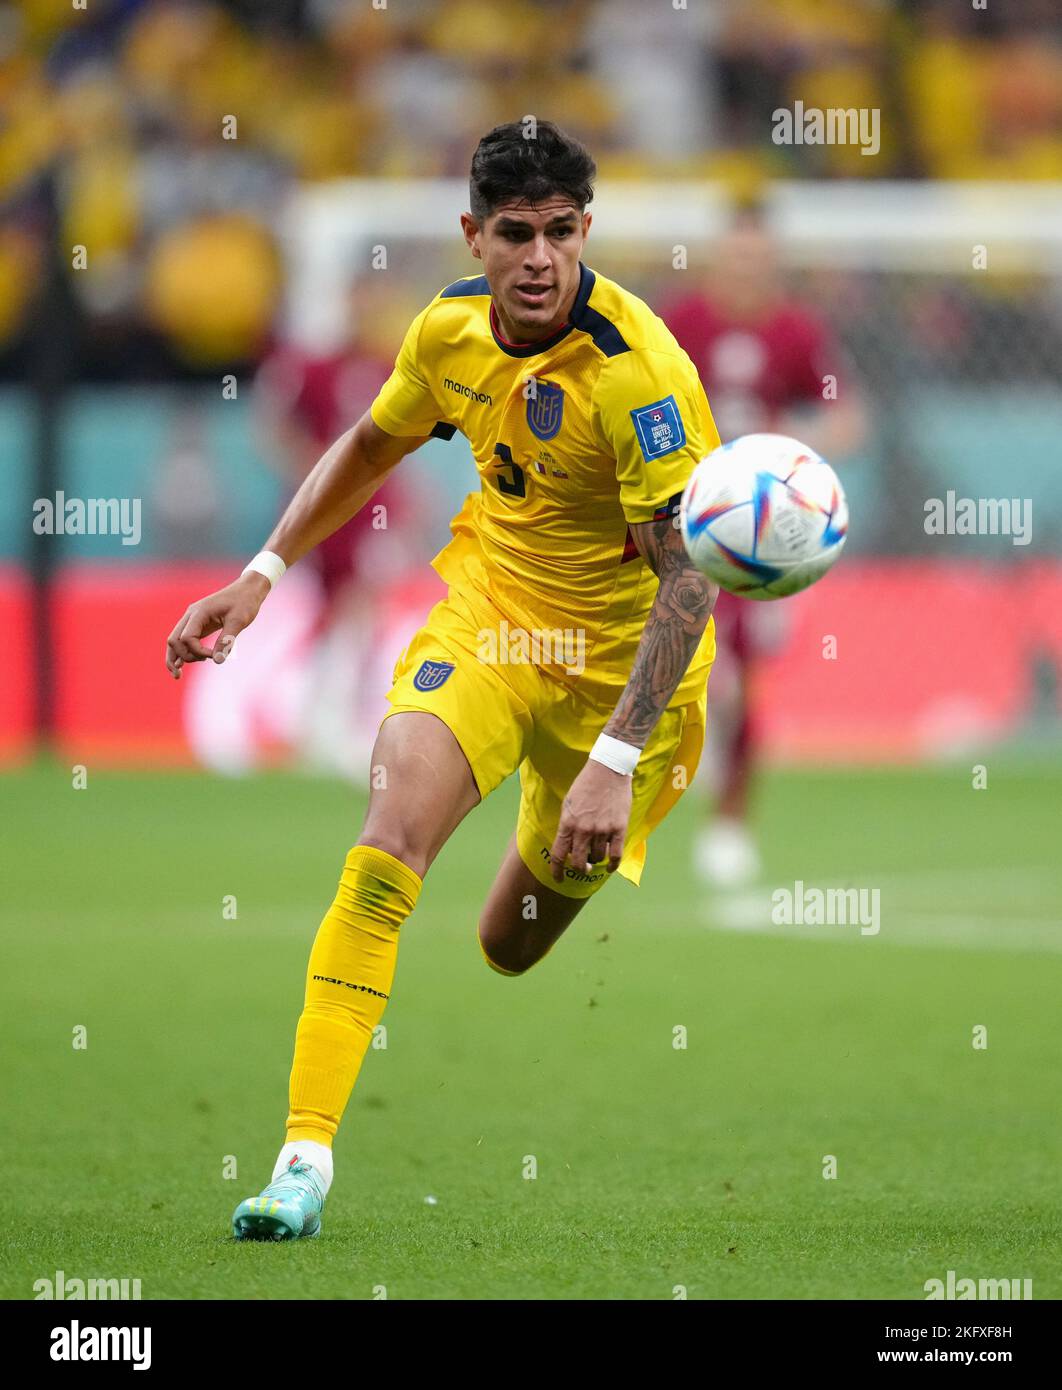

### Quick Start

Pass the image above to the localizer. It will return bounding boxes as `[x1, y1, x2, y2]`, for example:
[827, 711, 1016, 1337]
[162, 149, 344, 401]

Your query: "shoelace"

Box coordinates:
[265, 1162, 323, 1202]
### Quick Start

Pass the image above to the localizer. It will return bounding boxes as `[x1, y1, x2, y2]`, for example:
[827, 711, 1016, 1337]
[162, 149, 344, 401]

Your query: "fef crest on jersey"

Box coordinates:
[412, 659, 455, 692]
[526, 381, 564, 441]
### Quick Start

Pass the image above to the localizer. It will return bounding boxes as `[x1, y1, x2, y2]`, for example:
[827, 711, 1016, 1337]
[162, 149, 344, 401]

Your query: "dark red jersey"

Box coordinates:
[257, 346, 396, 596]
[660, 296, 835, 442]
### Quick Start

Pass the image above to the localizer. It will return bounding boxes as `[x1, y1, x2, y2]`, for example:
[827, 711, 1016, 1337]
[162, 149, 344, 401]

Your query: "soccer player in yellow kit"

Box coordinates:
[165, 122, 721, 1241]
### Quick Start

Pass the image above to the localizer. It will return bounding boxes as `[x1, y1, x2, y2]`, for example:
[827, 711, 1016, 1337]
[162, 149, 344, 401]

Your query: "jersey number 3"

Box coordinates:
[492, 443, 526, 498]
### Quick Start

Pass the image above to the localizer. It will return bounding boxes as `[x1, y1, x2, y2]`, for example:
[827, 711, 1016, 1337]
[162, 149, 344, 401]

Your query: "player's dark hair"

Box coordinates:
[469, 121, 596, 221]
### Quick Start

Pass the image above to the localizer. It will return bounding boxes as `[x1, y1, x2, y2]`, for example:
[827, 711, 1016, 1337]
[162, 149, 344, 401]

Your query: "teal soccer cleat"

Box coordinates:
[232, 1158, 327, 1241]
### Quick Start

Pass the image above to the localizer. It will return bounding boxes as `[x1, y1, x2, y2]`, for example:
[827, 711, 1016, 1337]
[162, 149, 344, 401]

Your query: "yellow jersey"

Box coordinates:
[370, 262, 720, 706]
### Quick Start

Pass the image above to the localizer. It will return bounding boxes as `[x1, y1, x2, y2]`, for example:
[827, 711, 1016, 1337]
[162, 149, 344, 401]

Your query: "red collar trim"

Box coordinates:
[489, 302, 569, 350]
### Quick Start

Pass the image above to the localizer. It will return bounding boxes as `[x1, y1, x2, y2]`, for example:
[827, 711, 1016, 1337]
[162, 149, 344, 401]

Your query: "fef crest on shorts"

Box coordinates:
[412, 659, 455, 692]
[526, 381, 564, 441]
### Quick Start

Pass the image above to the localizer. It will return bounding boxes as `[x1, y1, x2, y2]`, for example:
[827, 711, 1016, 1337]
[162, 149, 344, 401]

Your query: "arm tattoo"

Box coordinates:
[603, 514, 716, 748]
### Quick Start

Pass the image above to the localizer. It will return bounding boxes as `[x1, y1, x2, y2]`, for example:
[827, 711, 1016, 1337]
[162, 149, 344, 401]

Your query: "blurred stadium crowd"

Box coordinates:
[2, 0, 1062, 380]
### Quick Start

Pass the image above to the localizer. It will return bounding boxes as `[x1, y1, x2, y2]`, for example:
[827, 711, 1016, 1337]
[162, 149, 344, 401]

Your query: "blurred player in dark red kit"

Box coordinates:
[245, 275, 427, 776]
[184, 278, 441, 778]
[662, 207, 866, 886]
[255, 275, 402, 619]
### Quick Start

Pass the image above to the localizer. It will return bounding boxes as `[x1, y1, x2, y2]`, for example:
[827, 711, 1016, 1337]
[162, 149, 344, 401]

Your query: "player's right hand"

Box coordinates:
[165, 573, 270, 680]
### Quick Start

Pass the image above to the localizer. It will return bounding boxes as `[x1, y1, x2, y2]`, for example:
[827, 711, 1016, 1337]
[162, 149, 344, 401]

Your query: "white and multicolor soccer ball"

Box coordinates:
[679, 434, 848, 600]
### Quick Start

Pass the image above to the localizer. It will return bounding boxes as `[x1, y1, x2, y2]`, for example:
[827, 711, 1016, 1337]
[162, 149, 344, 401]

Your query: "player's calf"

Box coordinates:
[478, 835, 591, 974]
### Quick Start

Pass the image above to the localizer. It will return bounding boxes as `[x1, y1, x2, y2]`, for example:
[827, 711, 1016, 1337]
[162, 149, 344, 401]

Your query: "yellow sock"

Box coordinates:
[286, 845, 421, 1145]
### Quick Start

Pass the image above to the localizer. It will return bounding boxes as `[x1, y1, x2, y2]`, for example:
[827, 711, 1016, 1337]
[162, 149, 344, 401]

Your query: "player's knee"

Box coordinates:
[356, 829, 429, 882]
[477, 923, 534, 976]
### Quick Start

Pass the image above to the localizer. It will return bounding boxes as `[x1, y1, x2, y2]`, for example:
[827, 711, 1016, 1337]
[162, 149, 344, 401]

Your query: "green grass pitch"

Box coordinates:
[3, 758, 1060, 1300]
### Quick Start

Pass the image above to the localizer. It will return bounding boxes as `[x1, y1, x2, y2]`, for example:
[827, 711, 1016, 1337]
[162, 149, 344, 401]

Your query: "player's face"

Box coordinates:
[462, 198, 591, 342]
[709, 224, 780, 318]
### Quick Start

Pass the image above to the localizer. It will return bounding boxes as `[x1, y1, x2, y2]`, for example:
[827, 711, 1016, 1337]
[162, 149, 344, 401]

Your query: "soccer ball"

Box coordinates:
[679, 434, 848, 600]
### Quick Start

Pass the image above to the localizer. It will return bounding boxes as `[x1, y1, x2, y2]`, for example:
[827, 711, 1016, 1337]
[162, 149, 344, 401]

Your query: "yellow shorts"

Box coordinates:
[383, 585, 708, 899]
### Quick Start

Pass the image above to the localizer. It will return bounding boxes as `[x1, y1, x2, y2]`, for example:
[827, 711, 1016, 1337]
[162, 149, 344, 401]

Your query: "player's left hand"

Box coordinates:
[550, 760, 633, 882]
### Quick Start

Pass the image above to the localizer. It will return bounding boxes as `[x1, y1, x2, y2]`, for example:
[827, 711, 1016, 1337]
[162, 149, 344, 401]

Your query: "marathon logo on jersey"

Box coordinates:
[526, 380, 564, 441]
[412, 659, 455, 692]
[630, 395, 686, 461]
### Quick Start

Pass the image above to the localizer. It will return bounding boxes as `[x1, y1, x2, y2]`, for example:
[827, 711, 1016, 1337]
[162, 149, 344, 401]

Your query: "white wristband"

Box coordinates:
[589, 733, 641, 777]
[242, 551, 287, 589]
